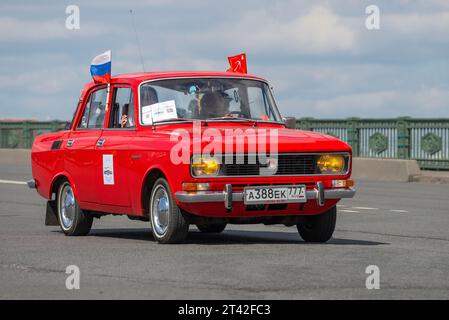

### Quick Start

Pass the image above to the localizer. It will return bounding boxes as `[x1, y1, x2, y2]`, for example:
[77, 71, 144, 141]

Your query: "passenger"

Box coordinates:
[120, 104, 134, 128]
[141, 86, 158, 106]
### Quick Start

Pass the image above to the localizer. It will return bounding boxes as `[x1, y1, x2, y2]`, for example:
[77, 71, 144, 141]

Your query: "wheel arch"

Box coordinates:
[141, 167, 169, 217]
[49, 173, 78, 201]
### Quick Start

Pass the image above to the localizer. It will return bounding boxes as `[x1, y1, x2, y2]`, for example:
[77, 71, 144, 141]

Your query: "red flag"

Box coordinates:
[227, 53, 247, 74]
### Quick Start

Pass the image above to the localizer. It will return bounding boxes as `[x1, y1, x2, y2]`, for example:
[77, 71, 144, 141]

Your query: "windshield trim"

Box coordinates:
[137, 76, 283, 126]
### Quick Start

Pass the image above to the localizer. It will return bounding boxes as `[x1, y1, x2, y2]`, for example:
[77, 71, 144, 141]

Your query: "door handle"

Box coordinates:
[96, 138, 106, 147]
[67, 139, 75, 147]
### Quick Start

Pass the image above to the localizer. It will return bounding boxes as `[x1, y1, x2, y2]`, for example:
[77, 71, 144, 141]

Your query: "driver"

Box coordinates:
[199, 92, 230, 119]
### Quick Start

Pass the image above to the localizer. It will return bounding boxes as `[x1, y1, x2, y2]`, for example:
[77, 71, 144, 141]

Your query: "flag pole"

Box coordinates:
[129, 9, 145, 72]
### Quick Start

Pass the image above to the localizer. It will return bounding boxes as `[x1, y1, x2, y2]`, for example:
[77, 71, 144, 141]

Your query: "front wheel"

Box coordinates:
[57, 181, 93, 236]
[149, 178, 189, 244]
[297, 206, 336, 243]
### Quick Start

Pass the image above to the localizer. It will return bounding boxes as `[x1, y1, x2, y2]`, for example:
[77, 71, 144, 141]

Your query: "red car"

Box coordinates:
[29, 71, 355, 244]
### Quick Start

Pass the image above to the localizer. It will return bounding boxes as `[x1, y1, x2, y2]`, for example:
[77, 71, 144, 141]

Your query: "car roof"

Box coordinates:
[114, 71, 266, 82]
[84, 71, 267, 90]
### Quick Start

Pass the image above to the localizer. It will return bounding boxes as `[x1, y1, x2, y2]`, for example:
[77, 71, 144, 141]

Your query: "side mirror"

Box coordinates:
[283, 117, 296, 129]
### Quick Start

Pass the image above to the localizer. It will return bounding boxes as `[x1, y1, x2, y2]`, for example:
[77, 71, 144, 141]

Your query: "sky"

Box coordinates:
[0, 0, 448, 121]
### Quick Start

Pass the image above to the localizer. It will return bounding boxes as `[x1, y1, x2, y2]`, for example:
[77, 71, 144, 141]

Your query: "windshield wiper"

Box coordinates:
[206, 117, 255, 122]
[205, 117, 259, 127]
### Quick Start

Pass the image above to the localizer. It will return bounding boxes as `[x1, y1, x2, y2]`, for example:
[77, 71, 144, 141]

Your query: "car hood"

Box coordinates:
[154, 123, 352, 154]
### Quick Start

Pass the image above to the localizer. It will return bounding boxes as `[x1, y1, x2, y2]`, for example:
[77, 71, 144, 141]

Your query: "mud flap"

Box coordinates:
[45, 201, 59, 226]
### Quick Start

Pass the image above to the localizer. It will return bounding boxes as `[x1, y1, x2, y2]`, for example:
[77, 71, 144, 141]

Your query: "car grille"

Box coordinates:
[220, 154, 320, 176]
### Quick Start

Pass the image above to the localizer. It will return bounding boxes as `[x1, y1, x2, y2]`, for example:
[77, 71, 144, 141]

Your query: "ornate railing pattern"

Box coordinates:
[359, 128, 397, 158]
[297, 117, 449, 170]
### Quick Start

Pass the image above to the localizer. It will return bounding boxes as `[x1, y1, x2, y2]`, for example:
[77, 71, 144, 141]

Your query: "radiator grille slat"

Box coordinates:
[221, 154, 320, 176]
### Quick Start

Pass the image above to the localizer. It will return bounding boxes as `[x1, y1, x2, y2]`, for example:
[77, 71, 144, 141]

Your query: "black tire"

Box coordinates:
[149, 178, 189, 244]
[196, 223, 227, 233]
[297, 206, 336, 243]
[57, 181, 93, 236]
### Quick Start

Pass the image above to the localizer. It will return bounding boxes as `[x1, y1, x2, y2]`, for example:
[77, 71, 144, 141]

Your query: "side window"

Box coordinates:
[109, 87, 135, 128]
[247, 86, 273, 120]
[78, 87, 108, 129]
[225, 88, 242, 113]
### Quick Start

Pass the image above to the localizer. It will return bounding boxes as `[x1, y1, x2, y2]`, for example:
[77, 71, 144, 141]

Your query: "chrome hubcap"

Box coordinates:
[60, 184, 75, 230]
[152, 185, 169, 236]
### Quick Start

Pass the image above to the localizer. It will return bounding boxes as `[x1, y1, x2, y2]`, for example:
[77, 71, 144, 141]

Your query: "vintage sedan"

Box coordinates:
[29, 71, 355, 244]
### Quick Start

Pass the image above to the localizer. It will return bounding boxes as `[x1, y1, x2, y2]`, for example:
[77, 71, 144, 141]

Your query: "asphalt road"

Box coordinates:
[0, 160, 448, 299]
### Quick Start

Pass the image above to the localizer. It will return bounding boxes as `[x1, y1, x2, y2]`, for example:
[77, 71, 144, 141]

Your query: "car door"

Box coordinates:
[64, 86, 107, 204]
[94, 85, 136, 208]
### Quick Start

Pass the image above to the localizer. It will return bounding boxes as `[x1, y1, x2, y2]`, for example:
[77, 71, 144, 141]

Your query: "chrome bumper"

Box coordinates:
[175, 183, 356, 210]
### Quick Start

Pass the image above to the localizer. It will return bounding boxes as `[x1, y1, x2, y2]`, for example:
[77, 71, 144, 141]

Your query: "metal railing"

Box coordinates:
[1, 118, 449, 170]
[0, 121, 66, 149]
[297, 117, 449, 170]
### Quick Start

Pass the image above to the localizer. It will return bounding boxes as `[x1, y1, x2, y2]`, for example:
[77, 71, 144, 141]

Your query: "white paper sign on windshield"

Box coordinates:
[142, 100, 177, 125]
[141, 105, 153, 125]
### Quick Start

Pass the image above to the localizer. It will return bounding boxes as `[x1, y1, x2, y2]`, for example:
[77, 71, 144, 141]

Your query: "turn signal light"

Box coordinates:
[182, 182, 210, 192]
[332, 179, 354, 188]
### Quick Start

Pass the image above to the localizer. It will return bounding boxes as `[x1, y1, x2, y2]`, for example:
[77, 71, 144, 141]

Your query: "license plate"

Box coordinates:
[243, 185, 307, 204]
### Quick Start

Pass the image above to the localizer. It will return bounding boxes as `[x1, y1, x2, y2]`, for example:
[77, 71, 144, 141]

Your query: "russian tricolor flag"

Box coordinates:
[90, 50, 111, 84]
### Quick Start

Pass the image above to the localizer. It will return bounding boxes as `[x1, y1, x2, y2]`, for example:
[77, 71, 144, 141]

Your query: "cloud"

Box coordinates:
[124, 4, 357, 59]
[197, 5, 357, 56]
[0, 66, 85, 94]
[0, 17, 118, 42]
[343, 9, 449, 63]
[0, 1, 448, 121]
[0, 17, 67, 41]
[280, 88, 449, 118]
[384, 11, 449, 43]
[274, 5, 355, 54]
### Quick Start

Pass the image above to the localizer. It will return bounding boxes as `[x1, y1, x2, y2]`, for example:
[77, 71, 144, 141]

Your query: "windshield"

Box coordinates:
[139, 78, 282, 124]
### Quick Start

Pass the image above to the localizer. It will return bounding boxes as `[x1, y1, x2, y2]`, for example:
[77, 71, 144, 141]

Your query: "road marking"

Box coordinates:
[340, 209, 360, 213]
[351, 206, 379, 210]
[389, 209, 409, 213]
[0, 179, 27, 185]
[337, 204, 347, 208]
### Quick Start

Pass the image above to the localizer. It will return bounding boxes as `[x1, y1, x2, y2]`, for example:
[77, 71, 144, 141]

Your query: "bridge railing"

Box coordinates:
[1, 118, 449, 170]
[0, 121, 66, 149]
[297, 117, 449, 170]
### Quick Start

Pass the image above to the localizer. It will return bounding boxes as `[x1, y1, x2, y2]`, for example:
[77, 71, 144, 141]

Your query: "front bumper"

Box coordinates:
[175, 182, 356, 210]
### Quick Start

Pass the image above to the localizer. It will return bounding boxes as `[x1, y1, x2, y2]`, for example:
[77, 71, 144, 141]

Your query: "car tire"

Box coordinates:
[196, 223, 227, 233]
[57, 181, 93, 236]
[149, 178, 189, 244]
[297, 206, 336, 243]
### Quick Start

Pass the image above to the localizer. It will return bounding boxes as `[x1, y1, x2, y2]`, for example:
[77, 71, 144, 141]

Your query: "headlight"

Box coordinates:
[317, 154, 346, 174]
[191, 155, 221, 176]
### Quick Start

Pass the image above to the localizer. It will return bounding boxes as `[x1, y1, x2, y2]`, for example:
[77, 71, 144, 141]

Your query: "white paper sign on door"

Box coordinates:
[102, 154, 114, 185]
